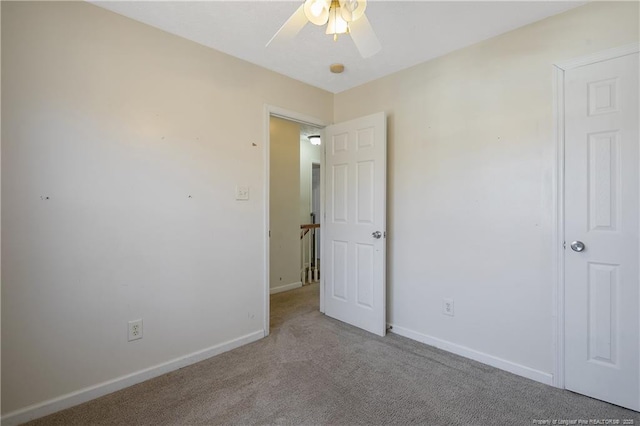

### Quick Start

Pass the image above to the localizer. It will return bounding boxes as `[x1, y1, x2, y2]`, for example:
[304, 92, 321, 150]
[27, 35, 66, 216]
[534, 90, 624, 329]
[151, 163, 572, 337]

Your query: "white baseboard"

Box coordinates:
[270, 281, 302, 294]
[1, 330, 264, 426]
[388, 323, 553, 386]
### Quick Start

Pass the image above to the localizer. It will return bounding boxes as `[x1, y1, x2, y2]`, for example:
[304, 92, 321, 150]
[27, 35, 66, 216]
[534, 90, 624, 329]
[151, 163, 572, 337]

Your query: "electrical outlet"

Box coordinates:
[128, 319, 143, 341]
[235, 186, 249, 200]
[443, 298, 454, 317]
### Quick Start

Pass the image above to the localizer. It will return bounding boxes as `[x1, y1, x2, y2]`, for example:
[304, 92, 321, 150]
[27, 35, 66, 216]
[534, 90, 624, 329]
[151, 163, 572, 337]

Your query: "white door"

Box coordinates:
[323, 112, 386, 336]
[564, 52, 639, 411]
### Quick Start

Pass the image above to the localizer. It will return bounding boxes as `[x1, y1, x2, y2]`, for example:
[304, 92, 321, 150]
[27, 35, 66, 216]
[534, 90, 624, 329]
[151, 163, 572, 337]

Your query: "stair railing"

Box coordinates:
[300, 223, 320, 284]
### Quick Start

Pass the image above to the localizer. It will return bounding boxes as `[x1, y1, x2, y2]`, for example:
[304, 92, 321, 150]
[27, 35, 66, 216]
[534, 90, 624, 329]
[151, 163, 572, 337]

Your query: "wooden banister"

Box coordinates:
[300, 223, 320, 239]
[300, 224, 320, 230]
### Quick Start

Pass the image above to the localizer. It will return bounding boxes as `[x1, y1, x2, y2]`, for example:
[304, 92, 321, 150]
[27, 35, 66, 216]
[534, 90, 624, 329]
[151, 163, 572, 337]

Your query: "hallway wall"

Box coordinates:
[270, 117, 302, 293]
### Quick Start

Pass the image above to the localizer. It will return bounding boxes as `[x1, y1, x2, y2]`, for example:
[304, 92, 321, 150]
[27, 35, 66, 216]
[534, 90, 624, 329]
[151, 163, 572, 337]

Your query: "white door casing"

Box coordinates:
[324, 112, 387, 336]
[564, 52, 639, 411]
[312, 164, 321, 259]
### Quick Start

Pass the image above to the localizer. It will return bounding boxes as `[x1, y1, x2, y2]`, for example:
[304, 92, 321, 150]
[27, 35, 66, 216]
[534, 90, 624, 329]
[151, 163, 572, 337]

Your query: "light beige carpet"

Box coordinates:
[27, 283, 639, 425]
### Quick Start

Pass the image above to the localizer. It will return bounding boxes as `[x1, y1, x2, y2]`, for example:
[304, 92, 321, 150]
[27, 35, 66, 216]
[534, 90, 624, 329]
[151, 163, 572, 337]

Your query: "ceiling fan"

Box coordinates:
[266, 0, 382, 58]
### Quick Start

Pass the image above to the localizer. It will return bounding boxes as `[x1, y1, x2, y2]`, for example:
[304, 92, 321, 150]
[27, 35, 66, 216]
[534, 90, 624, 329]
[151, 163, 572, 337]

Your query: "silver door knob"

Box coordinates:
[570, 241, 585, 252]
[372, 231, 382, 239]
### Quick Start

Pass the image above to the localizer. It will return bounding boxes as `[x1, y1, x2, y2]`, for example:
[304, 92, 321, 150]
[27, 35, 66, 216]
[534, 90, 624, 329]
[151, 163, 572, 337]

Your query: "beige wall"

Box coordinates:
[334, 1, 639, 376]
[1, 1, 331, 416]
[270, 117, 301, 291]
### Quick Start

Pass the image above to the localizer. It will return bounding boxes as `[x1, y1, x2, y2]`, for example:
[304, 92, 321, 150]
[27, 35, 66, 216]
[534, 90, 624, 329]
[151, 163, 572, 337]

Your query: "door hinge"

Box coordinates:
[563, 241, 566, 249]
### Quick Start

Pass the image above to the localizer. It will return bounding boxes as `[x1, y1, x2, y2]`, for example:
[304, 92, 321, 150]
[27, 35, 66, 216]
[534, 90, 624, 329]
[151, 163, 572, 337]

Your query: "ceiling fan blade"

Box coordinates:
[349, 15, 381, 58]
[266, 5, 308, 48]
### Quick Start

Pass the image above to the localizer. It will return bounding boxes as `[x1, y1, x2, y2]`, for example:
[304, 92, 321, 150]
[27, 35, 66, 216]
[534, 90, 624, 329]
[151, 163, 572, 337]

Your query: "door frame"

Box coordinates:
[551, 42, 640, 389]
[310, 161, 322, 275]
[263, 105, 327, 337]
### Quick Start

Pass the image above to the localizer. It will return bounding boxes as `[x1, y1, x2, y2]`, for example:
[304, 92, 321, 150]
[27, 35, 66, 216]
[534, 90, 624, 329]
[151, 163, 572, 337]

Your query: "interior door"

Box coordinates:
[564, 52, 639, 411]
[323, 112, 386, 336]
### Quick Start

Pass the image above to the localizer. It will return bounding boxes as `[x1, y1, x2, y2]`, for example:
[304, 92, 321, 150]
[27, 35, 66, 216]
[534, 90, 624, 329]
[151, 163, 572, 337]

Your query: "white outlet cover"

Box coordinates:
[235, 185, 249, 200]
[128, 319, 143, 341]
[443, 298, 454, 317]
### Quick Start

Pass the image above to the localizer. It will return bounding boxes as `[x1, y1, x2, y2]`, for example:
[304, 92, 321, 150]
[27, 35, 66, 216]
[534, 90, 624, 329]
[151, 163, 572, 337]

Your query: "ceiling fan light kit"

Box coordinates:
[340, 0, 366, 22]
[267, 0, 381, 59]
[304, 0, 359, 41]
[325, 1, 350, 41]
[303, 0, 330, 25]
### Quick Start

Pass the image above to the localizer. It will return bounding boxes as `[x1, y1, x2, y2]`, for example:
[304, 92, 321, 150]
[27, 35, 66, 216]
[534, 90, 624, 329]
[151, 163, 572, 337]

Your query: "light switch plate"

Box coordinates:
[235, 186, 249, 200]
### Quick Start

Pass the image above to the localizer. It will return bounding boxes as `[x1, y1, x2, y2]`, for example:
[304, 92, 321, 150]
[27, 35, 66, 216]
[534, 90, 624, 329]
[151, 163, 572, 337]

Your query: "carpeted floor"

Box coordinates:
[28, 283, 639, 425]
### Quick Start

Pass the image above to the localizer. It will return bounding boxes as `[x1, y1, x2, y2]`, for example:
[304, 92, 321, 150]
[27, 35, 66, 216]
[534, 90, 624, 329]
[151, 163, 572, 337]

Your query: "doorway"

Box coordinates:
[265, 107, 326, 336]
[264, 108, 388, 339]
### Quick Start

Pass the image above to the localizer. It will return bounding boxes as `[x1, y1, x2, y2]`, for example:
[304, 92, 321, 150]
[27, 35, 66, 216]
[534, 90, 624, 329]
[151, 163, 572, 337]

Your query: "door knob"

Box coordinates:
[372, 231, 382, 239]
[570, 241, 585, 252]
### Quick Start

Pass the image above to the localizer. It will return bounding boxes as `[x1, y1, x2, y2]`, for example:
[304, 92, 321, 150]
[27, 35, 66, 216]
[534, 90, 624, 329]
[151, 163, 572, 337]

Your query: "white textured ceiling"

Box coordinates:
[92, 1, 586, 93]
